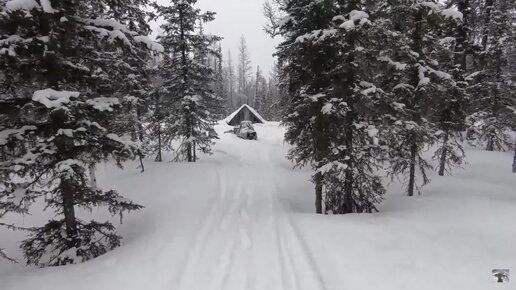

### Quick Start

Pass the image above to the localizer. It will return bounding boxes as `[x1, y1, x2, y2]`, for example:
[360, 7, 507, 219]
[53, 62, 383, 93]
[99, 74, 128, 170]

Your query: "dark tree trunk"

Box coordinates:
[314, 172, 323, 214]
[139, 154, 145, 173]
[314, 114, 329, 214]
[61, 179, 78, 246]
[343, 97, 355, 214]
[486, 133, 495, 151]
[193, 142, 197, 162]
[340, 7, 358, 213]
[186, 124, 193, 162]
[136, 105, 145, 143]
[187, 142, 193, 162]
[438, 131, 449, 176]
[512, 137, 516, 173]
[156, 123, 162, 162]
[179, 5, 194, 164]
[406, 7, 424, 197]
[408, 139, 417, 197]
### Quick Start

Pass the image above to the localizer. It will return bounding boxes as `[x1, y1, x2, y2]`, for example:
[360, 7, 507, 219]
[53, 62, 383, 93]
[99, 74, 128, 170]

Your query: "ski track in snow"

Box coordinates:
[174, 125, 326, 290]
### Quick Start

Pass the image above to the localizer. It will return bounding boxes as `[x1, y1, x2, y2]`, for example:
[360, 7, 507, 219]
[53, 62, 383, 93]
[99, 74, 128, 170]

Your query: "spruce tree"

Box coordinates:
[433, 4, 469, 176]
[382, 1, 454, 196]
[146, 58, 173, 163]
[253, 66, 267, 113]
[273, 0, 397, 213]
[153, 0, 221, 162]
[0, 0, 159, 266]
[110, 11, 162, 171]
[214, 43, 226, 117]
[273, 0, 341, 213]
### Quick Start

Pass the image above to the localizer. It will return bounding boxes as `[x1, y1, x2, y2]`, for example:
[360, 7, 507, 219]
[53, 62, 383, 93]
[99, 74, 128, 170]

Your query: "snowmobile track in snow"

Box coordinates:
[173, 135, 327, 290]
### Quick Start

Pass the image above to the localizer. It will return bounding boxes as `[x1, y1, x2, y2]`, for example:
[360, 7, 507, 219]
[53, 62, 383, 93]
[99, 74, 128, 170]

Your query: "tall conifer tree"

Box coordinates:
[153, 0, 221, 162]
[273, 0, 399, 213]
[0, 0, 160, 266]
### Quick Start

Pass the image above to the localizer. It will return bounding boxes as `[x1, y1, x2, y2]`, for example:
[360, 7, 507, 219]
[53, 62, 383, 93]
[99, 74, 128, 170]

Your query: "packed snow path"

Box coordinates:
[174, 126, 325, 290]
[1, 122, 515, 290]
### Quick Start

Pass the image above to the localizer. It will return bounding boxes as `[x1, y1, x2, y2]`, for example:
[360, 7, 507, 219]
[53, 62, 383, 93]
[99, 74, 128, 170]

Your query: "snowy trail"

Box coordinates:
[174, 124, 326, 290]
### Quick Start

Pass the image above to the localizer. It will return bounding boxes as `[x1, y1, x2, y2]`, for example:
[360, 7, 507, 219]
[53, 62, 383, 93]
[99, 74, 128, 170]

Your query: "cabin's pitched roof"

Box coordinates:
[224, 104, 266, 125]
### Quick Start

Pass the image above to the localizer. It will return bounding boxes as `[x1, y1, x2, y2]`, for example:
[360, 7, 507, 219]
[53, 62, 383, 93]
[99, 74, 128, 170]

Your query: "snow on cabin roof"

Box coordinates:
[224, 104, 266, 124]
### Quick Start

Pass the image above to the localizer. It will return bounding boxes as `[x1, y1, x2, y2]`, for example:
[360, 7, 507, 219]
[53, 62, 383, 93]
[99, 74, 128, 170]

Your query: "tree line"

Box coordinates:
[265, 0, 515, 214]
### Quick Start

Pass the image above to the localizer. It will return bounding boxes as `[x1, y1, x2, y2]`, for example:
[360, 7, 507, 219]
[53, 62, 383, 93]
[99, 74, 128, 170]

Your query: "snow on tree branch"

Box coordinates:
[32, 89, 80, 109]
[86, 97, 120, 112]
[133, 36, 164, 53]
[0, 126, 37, 146]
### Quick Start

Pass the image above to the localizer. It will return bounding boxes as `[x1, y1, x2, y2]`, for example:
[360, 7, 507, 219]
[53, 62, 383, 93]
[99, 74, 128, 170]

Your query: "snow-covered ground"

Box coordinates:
[0, 122, 514, 290]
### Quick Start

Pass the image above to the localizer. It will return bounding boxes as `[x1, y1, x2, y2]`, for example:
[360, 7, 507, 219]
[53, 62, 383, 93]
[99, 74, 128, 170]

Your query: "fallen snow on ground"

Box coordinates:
[0, 122, 514, 290]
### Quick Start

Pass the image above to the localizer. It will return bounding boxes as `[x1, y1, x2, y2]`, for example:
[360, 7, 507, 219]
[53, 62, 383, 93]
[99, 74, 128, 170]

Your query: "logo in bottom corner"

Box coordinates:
[492, 269, 509, 283]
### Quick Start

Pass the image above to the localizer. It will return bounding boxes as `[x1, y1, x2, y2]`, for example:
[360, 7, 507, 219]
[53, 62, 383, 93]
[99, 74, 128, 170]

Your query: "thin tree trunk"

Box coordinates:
[512, 136, 516, 173]
[186, 137, 193, 162]
[438, 131, 449, 176]
[314, 114, 329, 214]
[156, 123, 162, 162]
[314, 173, 323, 214]
[139, 154, 145, 173]
[343, 98, 355, 213]
[408, 139, 417, 197]
[193, 142, 197, 162]
[407, 7, 423, 197]
[486, 133, 494, 151]
[136, 106, 144, 143]
[61, 179, 78, 246]
[179, 4, 193, 163]
[187, 143, 192, 162]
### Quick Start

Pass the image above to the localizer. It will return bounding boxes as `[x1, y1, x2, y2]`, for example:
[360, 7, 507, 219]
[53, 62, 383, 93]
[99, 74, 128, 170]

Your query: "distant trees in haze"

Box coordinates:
[216, 35, 284, 120]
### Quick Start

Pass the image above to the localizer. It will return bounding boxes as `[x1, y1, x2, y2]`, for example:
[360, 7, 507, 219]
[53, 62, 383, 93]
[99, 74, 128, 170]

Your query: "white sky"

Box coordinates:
[152, 0, 280, 78]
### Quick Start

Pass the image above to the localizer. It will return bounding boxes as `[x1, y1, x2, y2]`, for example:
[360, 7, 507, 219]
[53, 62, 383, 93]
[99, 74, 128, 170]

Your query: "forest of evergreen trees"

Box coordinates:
[265, 0, 515, 214]
[0, 0, 514, 267]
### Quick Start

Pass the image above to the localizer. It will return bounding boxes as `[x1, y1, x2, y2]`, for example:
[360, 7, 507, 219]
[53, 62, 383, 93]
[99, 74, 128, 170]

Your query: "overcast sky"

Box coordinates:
[152, 0, 280, 78]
